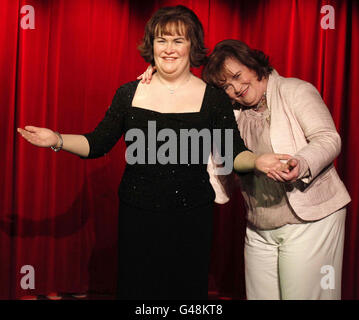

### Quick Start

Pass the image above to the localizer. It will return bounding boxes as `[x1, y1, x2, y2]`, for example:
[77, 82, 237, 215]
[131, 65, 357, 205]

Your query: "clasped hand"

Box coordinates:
[254, 153, 299, 183]
[266, 157, 300, 183]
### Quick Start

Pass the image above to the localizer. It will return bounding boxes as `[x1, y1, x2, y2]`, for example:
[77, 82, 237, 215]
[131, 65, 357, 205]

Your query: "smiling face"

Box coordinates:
[153, 22, 191, 78]
[221, 57, 268, 107]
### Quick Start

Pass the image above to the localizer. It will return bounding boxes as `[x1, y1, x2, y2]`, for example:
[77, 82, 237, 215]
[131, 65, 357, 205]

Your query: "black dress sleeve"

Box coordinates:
[209, 86, 248, 162]
[82, 86, 128, 159]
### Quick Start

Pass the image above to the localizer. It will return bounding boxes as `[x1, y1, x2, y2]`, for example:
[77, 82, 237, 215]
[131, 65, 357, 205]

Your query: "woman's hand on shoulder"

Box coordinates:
[137, 65, 156, 84]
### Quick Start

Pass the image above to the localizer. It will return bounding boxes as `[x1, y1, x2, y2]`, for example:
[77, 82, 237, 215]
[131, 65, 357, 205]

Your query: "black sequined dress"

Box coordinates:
[83, 80, 247, 299]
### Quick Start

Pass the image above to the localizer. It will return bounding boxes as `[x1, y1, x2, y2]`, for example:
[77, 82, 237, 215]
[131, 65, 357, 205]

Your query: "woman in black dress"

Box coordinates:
[17, 5, 291, 300]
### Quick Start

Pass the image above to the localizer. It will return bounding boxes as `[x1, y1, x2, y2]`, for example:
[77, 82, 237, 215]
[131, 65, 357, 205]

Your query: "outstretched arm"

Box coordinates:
[18, 86, 128, 159]
[17, 126, 90, 157]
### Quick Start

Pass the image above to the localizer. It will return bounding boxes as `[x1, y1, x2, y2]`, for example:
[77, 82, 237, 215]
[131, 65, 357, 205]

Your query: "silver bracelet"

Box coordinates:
[50, 132, 63, 152]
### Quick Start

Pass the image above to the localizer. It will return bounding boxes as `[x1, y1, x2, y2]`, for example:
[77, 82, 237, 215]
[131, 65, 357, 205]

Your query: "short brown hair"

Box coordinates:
[202, 39, 273, 87]
[138, 5, 207, 68]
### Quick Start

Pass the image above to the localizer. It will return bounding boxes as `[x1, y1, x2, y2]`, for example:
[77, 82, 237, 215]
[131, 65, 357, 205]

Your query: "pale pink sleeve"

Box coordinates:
[207, 153, 236, 204]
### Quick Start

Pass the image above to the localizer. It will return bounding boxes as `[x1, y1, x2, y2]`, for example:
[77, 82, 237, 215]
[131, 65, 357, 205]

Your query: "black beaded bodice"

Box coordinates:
[83, 80, 247, 211]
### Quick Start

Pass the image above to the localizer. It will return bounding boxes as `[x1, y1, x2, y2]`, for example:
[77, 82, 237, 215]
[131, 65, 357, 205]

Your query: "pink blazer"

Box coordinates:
[208, 70, 351, 221]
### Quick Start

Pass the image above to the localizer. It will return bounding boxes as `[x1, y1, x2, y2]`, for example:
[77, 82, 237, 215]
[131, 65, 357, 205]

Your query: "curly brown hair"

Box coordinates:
[138, 5, 208, 68]
[202, 39, 273, 87]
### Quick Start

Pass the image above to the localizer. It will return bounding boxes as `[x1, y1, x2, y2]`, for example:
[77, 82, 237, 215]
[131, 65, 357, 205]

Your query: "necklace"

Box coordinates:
[157, 73, 192, 94]
[253, 92, 267, 112]
[253, 92, 270, 124]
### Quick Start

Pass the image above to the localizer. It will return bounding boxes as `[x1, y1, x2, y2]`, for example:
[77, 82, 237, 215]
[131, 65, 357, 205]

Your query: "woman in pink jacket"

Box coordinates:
[202, 39, 351, 300]
[139, 39, 350, 299]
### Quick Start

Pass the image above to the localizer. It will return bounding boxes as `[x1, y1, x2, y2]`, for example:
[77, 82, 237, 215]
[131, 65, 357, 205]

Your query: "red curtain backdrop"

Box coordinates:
[0, 0, 358, 299]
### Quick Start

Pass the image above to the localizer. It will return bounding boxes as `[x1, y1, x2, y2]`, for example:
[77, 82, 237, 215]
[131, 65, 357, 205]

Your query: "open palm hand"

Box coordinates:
[17, 126, 59, 148]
